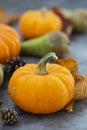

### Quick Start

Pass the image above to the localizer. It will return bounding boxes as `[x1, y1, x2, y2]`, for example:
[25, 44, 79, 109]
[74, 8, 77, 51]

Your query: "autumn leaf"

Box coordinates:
[54, 56, 78, 74]
[55, 57, 87, 101]
[0, 7, 20, 24]
[64, 100, 74, 112]
[51, 6, 73, 36]
[74, 74, 87, 100]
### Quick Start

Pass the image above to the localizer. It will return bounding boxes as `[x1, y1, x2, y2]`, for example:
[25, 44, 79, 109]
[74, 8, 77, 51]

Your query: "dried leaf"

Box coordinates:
[54, 57, 78, 74]
[64, 100, 74, 112]
[55, 57, 87, 101]
[51, 6, 73, 36]
[74, 74, 87, 100]
[0, 7, 20, 24]
[0, 13, 20, 24]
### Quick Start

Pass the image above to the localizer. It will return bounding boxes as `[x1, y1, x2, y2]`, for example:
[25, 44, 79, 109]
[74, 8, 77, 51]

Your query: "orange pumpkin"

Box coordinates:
[8, 52, 74, 114]
[19, 9, 62, 38]
[0, 24, 21, 63]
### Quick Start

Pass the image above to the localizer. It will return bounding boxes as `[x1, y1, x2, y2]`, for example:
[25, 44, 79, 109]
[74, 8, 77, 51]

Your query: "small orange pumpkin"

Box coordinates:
[19, 9, 62, 38]
[8, 52, 74, 114]
[0, 23, 21, 63]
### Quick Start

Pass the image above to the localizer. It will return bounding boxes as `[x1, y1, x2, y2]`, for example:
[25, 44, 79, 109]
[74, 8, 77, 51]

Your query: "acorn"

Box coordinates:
[21, 30, 70, 58]
[60, 8, 87, 32]
[70, 9, 87, 32]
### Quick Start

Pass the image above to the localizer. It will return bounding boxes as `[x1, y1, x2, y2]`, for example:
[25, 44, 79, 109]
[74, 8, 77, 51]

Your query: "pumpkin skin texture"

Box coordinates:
[8, 53, 74, 114]
[0, 24, 21, 64]
[19, 10, 62, 38]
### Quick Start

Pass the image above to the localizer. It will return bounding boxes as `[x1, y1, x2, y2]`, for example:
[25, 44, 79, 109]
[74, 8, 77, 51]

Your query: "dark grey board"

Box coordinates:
[0, 0, 87, 130]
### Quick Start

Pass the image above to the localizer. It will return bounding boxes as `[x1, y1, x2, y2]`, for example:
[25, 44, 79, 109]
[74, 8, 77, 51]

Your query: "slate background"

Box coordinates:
[0, 0, 87, 130]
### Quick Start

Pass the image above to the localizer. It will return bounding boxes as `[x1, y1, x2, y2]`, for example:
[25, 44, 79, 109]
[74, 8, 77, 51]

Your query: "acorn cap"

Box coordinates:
[49, 31, 70, 58]
[58, 7, 87, 32]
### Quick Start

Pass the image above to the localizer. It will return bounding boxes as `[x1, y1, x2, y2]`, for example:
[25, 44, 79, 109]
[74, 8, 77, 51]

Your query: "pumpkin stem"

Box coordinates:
[36, 52, 58, 75]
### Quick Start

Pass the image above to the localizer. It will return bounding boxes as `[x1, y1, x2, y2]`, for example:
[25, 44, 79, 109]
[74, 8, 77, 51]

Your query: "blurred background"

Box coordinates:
[0, 0, 87, 11]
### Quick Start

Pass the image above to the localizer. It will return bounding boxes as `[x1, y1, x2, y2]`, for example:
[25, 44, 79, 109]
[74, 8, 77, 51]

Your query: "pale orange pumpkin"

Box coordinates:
[19, 9, 62, 38]
[0, 24, 21, 63]
[8, 52, 74, 114]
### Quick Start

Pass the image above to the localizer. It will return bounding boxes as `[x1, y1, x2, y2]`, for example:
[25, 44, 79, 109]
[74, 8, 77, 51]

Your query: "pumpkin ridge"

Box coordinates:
[0, 24, 21, 63]
[0, 39, 10, 63]
[0, 33, 20, 57]
[52, 73, 74, 100]
[0, 24, 20, 38]
[49, 75, 70, 102]
[1, 40, 10, 62]
[0, 40, 4, 63]
[1, 35, 17, 57]
[4, 32, 21, 54]
[8, 75, 31, 104]
[46, 64, 70, 74]
[12, 64, 37, 75]
[9, 75, 44, 112]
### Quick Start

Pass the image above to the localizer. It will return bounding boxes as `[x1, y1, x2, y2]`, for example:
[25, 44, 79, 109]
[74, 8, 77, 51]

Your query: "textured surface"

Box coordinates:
[0, 0, 87, 129]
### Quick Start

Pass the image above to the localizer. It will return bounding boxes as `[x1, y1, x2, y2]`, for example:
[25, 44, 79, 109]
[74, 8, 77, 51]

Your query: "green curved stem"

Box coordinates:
[35, 52, 58, 75]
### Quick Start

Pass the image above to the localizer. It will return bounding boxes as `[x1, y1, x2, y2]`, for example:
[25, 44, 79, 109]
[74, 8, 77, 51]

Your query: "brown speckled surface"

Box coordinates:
[0, 0, 87, 129]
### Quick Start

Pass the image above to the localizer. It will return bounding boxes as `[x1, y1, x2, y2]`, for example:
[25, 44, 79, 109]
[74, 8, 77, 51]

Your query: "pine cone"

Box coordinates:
[0, 108, 18, 125]
[6, 56, 26, 75]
